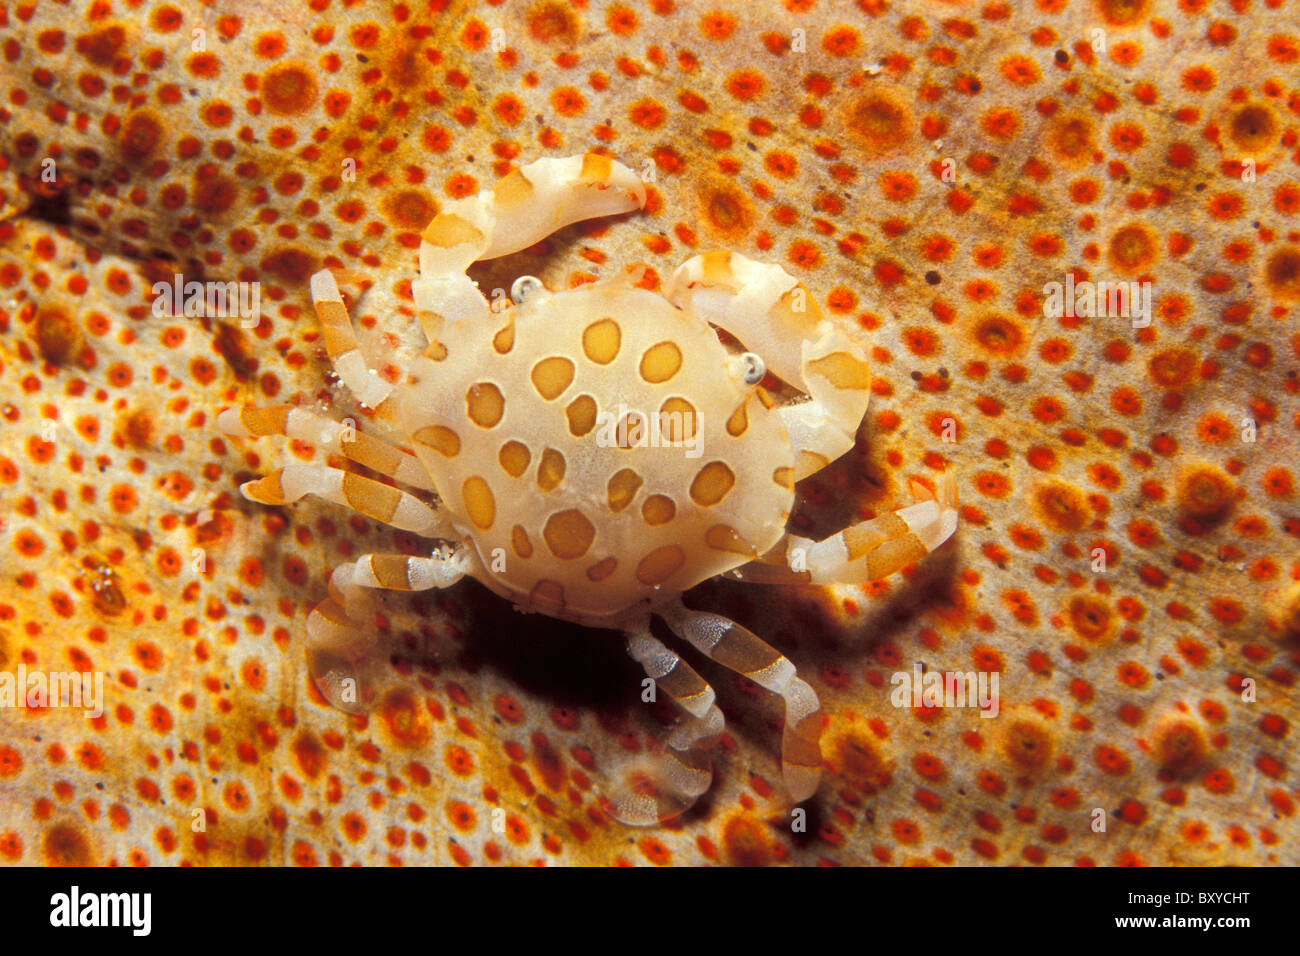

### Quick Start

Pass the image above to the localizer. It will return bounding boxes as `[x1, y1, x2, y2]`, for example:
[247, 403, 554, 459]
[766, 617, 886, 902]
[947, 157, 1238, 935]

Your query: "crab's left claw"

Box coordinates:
[414, 153, 645, 326]
[480, 152, 646, 259]
[418, 153, 645, 278]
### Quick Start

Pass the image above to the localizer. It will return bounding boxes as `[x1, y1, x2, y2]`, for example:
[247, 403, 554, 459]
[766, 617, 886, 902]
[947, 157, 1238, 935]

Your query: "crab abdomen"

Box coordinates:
[402, 283, 796, 620]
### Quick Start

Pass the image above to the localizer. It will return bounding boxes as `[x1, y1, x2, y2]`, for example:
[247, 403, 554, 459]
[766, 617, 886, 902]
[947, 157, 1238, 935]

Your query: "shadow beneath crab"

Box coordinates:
[442, 480, 963, 821]
[426, 579, 726, 828]
[658, 542, 962, 819]
[450, 577, 640, 712]
[466, 209, 646, 301]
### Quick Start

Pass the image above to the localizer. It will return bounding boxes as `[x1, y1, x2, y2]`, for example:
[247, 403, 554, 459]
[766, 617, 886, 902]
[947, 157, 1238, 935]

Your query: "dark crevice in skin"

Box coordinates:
[211, 320, 259, 382]
[10, 179, 123, 265]
[7, 187, 218, 304]
[21, 187, 73, 229]
[9, 171, 217, 290]
[139, 256, 211, 298]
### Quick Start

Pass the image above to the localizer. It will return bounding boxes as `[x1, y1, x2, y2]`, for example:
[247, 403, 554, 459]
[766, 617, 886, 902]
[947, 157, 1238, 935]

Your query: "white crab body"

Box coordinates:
[402, 281, 794, 625]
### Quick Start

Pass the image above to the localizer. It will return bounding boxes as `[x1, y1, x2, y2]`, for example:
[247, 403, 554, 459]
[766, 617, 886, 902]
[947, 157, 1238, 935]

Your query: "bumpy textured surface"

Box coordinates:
[1, 0, 1298, 866]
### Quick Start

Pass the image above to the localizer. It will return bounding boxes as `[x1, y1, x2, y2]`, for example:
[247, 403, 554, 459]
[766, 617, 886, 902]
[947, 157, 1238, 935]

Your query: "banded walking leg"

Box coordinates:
[657, 601, 824, 801]
[731, 474, 959, 585]
[666, 250, 873, 481]
[783, 473, 958, 584]
[307, 546, 474, 713]
[606, 628, 725, 825]
[311, 269, 396, 409]
[218, 404, 437, 492]
[238, 464, 451, 538]
[309, 547, 472, 654]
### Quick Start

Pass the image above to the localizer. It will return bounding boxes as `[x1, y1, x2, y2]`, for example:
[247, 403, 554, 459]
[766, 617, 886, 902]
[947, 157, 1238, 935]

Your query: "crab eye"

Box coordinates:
[739, 352, 765, 385]
[511, 275, 544, 304]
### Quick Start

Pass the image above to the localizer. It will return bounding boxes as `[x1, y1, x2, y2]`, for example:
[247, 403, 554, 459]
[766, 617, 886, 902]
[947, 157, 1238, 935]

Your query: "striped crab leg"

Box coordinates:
[311, 268, 395, 410]
[238, 464, 450, 539]
[734, 474, 959, 585]
[218, 404, 437, 492]
[786, 474, 958, 584]
[308, 547, 471, 654]
[604, 628, 725, 825]
[657, 601, 824, 802]
[306, 546, 475, 714]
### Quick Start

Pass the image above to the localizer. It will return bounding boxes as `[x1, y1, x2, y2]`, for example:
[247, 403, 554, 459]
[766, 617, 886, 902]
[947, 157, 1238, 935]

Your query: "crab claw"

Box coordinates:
[419, 153, 646, 278]
[479, 152, 646, 259]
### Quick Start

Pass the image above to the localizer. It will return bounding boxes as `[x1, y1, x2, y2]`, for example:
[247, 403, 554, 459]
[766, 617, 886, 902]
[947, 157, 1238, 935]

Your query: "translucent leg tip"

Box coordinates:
[306, 647, 381, 715]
